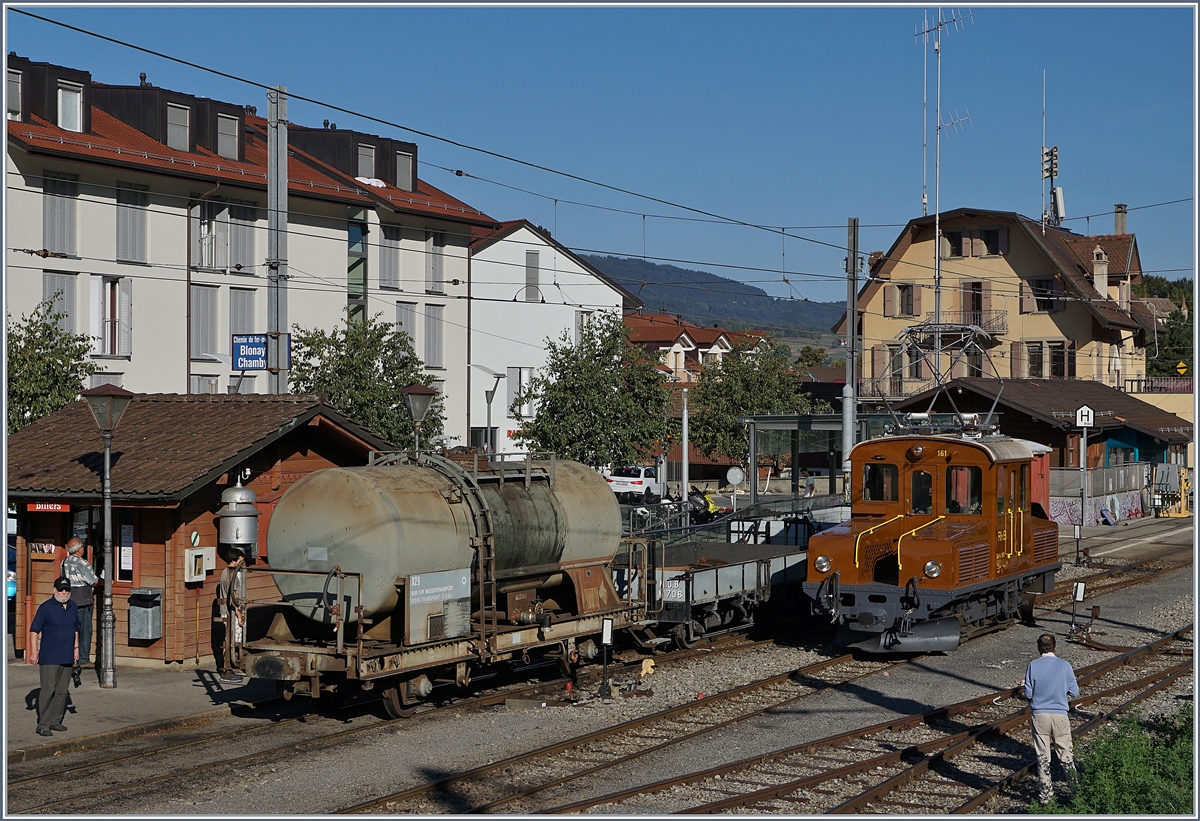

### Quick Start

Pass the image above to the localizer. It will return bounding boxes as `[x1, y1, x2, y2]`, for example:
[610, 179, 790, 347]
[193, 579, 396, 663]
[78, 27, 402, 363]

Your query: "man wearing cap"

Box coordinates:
[28, 577, 80, 736]
[60, 537, 98, 667]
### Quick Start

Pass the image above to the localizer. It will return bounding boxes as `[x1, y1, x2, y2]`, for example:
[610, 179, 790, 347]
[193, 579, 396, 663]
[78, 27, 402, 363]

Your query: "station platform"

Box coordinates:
[5, 643, 275, 764]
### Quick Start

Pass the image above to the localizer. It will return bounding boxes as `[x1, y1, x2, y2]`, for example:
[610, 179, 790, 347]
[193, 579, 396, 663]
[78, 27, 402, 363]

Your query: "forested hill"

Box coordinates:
[580, 254, 844, 338]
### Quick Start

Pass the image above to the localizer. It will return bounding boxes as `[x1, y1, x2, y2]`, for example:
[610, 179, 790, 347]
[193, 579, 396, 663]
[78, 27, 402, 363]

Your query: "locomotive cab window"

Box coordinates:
[946, 465, 982, 514]
[861, 463, 897, 502]
[910, 470, 933, 514]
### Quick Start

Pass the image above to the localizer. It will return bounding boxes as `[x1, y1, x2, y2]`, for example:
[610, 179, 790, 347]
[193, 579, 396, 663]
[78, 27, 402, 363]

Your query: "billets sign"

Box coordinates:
[27, 502, 69, 512]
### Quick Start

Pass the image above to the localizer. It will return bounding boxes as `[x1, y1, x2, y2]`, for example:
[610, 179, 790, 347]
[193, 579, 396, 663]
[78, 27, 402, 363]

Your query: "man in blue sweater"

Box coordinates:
[1023, 633, 1079, 804]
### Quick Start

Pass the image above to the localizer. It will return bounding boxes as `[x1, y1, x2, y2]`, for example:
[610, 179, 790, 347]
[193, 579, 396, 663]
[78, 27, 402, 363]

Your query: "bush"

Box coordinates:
[1031, 704, 1193, 814]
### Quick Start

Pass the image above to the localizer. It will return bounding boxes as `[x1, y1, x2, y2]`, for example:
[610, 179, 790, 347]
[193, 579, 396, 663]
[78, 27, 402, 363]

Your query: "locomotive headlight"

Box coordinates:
[814, 555, 832, 573]
[924, 560, 943, 579]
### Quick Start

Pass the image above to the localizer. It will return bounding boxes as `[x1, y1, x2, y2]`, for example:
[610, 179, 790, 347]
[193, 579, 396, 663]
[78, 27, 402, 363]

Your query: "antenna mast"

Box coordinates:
[917, 7, 972, 376]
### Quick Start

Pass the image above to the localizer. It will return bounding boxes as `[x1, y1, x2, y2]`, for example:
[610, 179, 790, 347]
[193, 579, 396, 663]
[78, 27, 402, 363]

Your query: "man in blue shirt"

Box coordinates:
[28, 577, 80, 736]
[1023, 633, 1079, 804]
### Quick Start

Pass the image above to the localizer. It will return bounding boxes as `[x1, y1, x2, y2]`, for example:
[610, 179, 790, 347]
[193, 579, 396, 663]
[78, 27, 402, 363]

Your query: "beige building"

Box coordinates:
[836, 207, 1162, 398]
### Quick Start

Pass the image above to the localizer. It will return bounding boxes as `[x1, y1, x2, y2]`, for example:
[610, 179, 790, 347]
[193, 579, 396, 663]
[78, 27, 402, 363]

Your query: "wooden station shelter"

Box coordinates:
[6, 394, 390, 666]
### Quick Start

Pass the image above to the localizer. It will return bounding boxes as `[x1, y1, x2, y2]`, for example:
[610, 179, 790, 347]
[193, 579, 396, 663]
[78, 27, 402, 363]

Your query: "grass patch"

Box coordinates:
[1029, 703, 1193, 814]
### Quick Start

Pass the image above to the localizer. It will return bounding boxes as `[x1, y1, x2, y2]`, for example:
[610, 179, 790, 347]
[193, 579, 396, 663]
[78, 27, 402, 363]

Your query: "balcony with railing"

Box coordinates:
[857, 377, 936, 399]
[1123, 376, 1193, 394]
[915, 309, 1009, 335]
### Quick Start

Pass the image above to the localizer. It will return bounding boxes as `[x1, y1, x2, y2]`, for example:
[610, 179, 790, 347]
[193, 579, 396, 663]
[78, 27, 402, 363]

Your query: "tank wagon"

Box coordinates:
[228, 450, 825, 713]
[802, 420, 1060, 653]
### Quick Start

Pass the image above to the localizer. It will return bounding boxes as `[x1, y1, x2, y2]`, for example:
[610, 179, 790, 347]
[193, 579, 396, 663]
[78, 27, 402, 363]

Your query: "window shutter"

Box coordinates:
[424, 305, 443, 368]
[1020, 281, 1034, 313]
[525, 251, 539, 301]
[1010, 341, 1023, 378]
[998, 227, 1009, 254]
[230, 288, 255, 337]
[1067, 340, 1077, 378]
[911, 283, 922, 317]
[117, 277, 133, 356]
[189, 204, 201, 267]
[882, 284, 895, 317]
[214, 205, 229, 270]
[229, 204, 255, 272]
[396, 302, 417, 342]
[43, 173, 77, 256]
[190, 285, 217, 358]
[116, 188, 131, 262]
[871, 344, 885, 381]
[939, 235, 950, 259]
[969, 229, 983, 257]
[507, 367, 519, 414]
[424, 232, 434, 291]
[981, 280, 992, 313]
[380, 226, 400, 289]
[1095, 342, 1105, 379]
[433, 234, 444, 292]
[395, 152, 413, 192]
[42, 272, 75, 334]
[89, 275, 103, 354]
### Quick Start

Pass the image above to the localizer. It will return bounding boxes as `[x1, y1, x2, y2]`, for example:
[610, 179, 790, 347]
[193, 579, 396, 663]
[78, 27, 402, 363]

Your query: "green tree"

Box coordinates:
[288, 309, 442, 447]
[795, 345, 828, 369]
[691, 338, 831, 466]
[1146, 309, 1193, 377]
[511, 311, 673, 468]
[7, 296, 97, 433]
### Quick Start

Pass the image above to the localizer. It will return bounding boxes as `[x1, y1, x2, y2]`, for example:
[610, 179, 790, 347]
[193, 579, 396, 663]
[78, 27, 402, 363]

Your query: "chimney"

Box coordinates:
[1092, 245, 1109, 295]
[1114, 203, 1127, 234]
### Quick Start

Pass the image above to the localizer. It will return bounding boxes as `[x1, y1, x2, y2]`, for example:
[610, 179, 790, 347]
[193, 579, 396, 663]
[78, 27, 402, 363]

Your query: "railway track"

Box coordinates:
[1037, 546, 1193, 607]
[3, 629, 785, 814]
[538, 627, 1193, 815]
[338, 652, 915, 814]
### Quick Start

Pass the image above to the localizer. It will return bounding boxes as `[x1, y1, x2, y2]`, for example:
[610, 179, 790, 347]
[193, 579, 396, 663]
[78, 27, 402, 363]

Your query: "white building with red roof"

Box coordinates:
[467, 219, 640, 454]
[6, 54, 500, 442]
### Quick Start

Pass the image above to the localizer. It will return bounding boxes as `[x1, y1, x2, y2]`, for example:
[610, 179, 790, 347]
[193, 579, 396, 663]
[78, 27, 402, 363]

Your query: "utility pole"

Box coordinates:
[842, 218, 858, 495]
[267, 86, 289, 394]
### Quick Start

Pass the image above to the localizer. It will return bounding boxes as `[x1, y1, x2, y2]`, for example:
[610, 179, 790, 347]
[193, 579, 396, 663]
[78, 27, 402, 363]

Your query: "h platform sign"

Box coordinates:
[1075, 404, 1094, 428]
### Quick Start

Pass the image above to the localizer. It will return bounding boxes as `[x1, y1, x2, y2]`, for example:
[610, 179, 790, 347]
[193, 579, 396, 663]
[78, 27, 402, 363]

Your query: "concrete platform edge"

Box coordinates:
[7, 698, 276, 765]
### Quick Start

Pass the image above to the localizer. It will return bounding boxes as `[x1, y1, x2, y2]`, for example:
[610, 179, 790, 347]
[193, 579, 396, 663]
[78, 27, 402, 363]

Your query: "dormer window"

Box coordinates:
[166, 103, 189, 151]
[216, 113, 238, 160]
[7, 70, 21, 121]
[57, 80, 82, 132]
[358, 144, 375, 178]
[396, 151, 413, 191]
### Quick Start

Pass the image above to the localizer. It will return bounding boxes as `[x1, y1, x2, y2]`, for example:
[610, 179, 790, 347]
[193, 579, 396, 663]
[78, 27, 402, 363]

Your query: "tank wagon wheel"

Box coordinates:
[672, 622, 697, 650]
[382, 686, 418, 719]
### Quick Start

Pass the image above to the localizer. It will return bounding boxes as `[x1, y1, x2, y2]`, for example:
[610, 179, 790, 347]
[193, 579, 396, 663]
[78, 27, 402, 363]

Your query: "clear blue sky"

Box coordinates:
[7, 4, 1196, 306]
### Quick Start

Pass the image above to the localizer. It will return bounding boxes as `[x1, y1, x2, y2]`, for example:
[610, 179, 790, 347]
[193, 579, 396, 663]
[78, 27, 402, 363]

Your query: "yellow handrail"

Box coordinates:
[897, 515, 946, 570]
[854, 514, 905, 568]
[1015, 506, 1024, 556]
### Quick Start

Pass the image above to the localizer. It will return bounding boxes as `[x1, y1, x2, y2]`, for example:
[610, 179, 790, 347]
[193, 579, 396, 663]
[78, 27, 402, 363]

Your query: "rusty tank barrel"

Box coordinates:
[266, 457, 620, 624]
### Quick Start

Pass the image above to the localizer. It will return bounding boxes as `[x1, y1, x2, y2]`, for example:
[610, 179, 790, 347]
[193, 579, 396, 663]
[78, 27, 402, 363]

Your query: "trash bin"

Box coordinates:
[128, 588, 162, 640]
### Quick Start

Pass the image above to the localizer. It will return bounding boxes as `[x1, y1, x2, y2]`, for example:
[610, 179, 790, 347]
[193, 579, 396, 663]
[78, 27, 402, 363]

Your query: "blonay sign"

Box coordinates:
[232, 334, 290, 371]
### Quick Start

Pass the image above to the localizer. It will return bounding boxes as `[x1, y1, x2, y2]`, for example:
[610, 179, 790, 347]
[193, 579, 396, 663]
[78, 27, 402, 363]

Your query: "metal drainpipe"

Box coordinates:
[466, 249, 472, 444]
[186, 183, 222, 392]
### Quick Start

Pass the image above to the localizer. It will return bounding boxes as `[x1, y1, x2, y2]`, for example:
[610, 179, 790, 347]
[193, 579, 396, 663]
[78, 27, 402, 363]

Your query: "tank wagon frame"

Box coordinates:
[228, 451, 824, 713]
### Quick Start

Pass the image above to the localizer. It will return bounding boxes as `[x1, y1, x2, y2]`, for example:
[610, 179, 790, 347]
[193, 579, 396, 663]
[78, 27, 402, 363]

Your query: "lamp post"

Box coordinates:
[81, 384, 135, 689]
[401, 384, 438, 454]
[471, 364, 506, 456]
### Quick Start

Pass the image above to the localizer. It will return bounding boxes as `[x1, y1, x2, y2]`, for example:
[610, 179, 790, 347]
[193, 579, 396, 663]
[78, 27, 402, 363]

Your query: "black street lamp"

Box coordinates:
[81, 384, 135, 689]
[401, 384, 437, 454]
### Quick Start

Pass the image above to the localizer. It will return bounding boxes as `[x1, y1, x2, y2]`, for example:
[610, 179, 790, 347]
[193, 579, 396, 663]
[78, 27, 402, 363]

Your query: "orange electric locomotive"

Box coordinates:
[802, 415, 1061, 652]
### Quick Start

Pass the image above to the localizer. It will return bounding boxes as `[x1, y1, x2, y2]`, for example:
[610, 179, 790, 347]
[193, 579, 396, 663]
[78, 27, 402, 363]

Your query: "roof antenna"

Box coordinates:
[916, 7, 973, 380]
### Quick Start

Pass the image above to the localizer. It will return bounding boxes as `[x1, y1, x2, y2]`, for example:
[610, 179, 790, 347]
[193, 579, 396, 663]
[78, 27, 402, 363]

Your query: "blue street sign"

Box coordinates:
[232, 335, 269, 370]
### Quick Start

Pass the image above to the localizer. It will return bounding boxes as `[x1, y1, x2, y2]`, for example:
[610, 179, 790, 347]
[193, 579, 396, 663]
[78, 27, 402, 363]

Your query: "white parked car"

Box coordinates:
[605, 466, 665, 504]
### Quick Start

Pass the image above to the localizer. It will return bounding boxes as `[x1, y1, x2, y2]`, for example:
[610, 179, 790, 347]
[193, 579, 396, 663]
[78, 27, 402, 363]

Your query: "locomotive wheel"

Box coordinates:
[382, 686, 418, 719]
